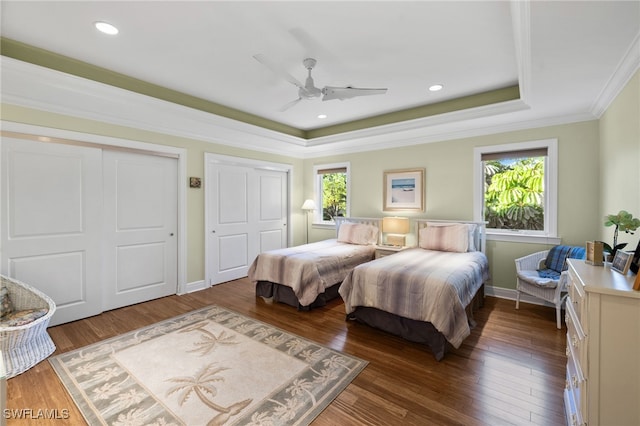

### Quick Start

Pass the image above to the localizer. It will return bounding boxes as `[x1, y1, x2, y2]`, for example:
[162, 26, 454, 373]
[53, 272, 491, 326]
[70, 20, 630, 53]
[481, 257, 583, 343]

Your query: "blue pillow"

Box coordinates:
[538, 245, 586, 279]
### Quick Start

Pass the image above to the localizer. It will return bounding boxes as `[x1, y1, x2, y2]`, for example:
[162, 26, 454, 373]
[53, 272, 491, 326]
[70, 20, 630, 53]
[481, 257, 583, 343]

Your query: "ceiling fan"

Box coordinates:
[253, 54, 388, 111]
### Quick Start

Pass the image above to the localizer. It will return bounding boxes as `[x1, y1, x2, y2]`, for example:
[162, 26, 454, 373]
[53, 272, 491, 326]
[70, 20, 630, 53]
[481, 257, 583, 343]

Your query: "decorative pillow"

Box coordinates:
[419, 223, 469, 253]
[0, 285, 13, 318]
[0, 308, 48, 327]
[337, 223, 379, 245]
[424, 222, 477, 252]
[541, 245, 587, 274]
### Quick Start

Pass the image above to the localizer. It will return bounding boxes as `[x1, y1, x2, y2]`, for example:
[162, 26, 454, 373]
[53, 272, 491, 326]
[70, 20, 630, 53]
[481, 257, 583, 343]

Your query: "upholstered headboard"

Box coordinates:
[415, 219, 487, 253]
[334, 217, 383, 244]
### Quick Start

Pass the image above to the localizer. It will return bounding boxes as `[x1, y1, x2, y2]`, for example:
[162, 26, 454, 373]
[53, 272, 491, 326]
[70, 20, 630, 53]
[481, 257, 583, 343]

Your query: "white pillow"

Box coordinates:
[337, 223, 379, 245]
[419, 223, 469, 253]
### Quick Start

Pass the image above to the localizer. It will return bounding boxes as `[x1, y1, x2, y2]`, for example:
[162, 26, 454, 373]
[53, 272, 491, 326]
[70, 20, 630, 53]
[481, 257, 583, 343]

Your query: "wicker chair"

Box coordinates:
[514, 246, 585, 329]
[0, 275, 56, 378]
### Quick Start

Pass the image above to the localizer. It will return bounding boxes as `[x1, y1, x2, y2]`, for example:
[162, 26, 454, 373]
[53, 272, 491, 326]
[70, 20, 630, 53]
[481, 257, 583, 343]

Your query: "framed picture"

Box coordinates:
[630, 239, 640, 274]
[383, 168, 425, 212]
[611, 250, 633, 275]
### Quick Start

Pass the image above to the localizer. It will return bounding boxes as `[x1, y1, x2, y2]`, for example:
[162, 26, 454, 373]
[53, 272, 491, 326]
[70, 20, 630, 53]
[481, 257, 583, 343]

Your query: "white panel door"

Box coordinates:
[207, 162, 288, 285]
[208, 164, 252, 284]
[102, 151, 178, 310]
[256, 170, 288, 255]
[1, 138, 103, 326]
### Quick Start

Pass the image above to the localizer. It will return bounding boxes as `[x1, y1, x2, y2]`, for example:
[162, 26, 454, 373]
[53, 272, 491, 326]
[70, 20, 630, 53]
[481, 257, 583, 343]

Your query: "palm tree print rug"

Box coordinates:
[49, 305, 367, 425]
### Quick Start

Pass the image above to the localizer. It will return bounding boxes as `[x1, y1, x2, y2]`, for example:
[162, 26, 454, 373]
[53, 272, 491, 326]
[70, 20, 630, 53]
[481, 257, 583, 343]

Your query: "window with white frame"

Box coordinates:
[313, 162, 350, 224]
[473, 139, 559, 243]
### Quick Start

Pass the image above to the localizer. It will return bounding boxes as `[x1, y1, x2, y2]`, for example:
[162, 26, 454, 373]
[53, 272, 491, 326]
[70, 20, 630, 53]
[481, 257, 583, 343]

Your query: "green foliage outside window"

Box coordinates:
[322, 173, 347, 220]
[484, 157, 544, 230]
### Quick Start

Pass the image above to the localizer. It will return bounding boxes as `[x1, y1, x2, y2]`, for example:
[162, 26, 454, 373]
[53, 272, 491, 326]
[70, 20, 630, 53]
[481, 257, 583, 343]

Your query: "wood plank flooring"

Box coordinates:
[6, 278, 567, 425]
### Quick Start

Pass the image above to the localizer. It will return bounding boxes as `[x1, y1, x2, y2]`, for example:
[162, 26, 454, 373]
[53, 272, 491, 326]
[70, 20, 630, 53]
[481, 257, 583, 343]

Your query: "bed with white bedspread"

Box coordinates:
[249, 217, 381, 310]
[339, 219, 490, 360]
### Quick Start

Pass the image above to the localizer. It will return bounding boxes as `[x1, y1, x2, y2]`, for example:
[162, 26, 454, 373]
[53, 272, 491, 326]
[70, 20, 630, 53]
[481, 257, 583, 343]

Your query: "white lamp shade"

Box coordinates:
[301, 199, 316, 210]
[382, 217, 409, 234]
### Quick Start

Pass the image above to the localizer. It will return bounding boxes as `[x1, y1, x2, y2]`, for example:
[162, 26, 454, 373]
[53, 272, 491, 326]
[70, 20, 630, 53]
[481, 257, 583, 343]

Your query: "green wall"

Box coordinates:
[0, 104, 305, 284]
[599, 71, 640, 250]
[304, 120, 602, 290]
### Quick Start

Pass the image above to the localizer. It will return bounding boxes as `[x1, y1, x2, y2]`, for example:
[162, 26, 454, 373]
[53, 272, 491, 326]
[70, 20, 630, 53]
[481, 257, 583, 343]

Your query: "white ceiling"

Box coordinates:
[1, 1, 639, 141]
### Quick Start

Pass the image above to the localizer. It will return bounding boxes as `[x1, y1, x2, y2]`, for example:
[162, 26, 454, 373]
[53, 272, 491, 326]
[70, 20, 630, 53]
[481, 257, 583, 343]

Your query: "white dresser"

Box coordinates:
[564, 259, 640, 425]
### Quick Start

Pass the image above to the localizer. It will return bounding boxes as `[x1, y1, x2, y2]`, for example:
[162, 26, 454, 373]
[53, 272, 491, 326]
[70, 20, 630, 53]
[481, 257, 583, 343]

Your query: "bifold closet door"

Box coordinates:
[206, 162, 287, 285]
[102, 150, 178, 311]
[1, 138, 103, 326]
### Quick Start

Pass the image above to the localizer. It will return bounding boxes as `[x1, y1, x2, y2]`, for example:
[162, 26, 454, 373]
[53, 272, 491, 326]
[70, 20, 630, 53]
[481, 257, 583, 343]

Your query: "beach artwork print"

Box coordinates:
[383, 168, 424, 211]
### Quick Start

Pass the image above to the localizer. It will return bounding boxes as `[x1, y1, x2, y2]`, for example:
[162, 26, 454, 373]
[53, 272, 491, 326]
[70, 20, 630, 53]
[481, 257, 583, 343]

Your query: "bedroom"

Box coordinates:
[1, 1, 639, 424]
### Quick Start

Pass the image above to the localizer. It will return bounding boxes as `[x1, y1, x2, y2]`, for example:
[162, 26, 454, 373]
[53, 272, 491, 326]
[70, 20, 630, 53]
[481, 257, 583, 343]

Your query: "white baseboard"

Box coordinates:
[485, 285, 555, 308]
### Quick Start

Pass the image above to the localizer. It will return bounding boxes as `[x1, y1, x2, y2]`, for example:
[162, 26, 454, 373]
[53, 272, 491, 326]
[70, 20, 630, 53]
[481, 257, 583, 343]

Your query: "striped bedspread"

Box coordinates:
[339, 248, 489, 347]
[248, 239, 376, 306]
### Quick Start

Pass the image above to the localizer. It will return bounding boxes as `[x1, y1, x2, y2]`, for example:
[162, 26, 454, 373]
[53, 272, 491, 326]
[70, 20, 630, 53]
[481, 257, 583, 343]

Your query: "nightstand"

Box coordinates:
[375, 245, 411, 259]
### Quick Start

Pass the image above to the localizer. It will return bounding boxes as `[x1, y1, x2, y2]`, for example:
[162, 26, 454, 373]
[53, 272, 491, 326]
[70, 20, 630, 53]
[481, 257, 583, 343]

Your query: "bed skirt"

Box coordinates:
[346, 284, 485, 361]
[255, 281, 341, 311]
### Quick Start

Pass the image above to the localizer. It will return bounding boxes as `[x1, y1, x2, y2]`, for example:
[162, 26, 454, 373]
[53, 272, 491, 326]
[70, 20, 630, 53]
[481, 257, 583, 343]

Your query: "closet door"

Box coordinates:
[102, 151, 178, 310]
[1, 138, 103, 326]
[206, 160, 288, 285]
[256, 169, 288, 253]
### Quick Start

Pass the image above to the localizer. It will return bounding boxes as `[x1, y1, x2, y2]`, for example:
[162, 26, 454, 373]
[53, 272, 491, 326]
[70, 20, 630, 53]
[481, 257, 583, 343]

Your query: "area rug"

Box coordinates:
[49, 305, 367, 425]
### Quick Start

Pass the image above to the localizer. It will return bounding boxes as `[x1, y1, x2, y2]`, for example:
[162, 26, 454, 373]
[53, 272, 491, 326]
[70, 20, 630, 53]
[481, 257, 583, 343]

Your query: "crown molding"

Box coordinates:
[590, 32, 640, 117]
[0, 56, 310, 157]
[0, 54, 615, 160]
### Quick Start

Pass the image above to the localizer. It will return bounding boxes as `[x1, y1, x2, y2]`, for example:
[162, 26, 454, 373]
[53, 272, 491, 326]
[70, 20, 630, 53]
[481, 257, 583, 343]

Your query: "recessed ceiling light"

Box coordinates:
[317, 114, 327, 119]
[429, 84, 444, 92]
[94, 21, 119, 35]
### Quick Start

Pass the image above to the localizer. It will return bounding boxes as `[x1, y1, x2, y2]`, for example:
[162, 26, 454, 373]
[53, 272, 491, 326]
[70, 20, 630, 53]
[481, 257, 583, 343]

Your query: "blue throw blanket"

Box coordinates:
[538, 245, 586, 279]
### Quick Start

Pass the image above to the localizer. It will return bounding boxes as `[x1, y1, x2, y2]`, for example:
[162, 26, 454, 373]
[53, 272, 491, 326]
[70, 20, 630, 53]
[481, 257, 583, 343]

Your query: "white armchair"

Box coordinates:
[0, 275, 56, 378]
[515, 249, 570, 329]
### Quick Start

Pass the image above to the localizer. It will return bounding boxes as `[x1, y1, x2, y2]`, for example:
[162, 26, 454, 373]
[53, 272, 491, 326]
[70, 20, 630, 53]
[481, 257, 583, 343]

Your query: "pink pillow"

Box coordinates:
[419, 223, 469, 253]
[337, 223, 379, 245]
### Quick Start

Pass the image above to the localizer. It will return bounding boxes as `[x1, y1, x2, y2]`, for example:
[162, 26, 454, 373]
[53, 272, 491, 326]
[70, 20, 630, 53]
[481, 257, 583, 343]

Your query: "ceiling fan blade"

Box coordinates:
[279, 97, 302, 112]
[322, 86, 388, 101]
[253, 54, 304, 90]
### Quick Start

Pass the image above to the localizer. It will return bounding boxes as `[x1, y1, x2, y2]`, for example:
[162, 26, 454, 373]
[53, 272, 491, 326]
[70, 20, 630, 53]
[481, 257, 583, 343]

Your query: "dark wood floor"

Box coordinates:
[6, 278, 567, 425]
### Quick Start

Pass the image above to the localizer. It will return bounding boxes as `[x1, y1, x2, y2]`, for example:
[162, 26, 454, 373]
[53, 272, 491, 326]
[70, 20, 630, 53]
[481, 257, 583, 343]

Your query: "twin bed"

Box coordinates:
[340, 219, 489, 360]
[248, 218, 489, 360]
[249, 217, 382, 310]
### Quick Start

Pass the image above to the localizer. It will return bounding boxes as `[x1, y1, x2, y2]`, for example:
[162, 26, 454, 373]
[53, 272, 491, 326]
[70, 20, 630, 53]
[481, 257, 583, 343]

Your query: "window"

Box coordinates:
[473, 139, 559, 243]
[313, 162, 350, 225]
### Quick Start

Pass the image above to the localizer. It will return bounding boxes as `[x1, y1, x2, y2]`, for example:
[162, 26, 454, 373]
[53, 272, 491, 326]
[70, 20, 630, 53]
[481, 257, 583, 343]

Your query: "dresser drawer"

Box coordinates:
[564, 385, 584, 426]
[567, 268, 585, 325]
[566, 335, 586, 425]
[566, 297, 586, 341]
[566, 334, 585, 391]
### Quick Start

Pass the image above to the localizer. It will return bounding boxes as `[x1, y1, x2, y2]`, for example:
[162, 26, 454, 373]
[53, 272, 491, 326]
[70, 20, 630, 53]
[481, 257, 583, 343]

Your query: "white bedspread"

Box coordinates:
[339, 248, 489, 347]
[248, 239, 376, 306]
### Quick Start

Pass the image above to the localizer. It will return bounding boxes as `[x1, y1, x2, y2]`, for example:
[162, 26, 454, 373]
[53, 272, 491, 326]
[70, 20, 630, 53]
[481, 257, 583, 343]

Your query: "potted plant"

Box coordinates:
[603, 210, 640, 259]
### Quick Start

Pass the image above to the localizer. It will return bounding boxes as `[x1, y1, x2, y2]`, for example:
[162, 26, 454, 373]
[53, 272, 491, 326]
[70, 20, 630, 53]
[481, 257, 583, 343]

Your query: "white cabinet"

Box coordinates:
[565, 259, 640, 425]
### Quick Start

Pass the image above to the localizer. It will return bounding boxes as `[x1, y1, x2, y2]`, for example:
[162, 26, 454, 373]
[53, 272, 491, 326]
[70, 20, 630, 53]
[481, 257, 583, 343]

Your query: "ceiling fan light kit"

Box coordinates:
[254, 55, 388, 111]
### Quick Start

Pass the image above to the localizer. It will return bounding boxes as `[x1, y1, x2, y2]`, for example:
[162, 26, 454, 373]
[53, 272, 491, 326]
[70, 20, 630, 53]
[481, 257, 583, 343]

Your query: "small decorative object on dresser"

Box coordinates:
[634, 272, 640, 291]
[585, 240, 604, 266]
[611, 250, 633, 274]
